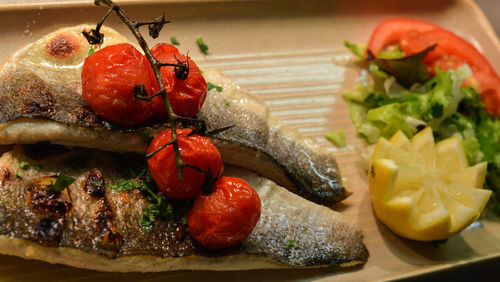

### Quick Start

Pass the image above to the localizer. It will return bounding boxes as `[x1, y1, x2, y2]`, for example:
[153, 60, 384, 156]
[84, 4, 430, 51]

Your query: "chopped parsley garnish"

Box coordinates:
[284, 240, 299, 250]
[88, 46, 95, 56]
[196, 37, 209, 55]
[19, 161, 29, 170]
[110, 179, 144, 192]
[110, 170, 186, 232]
[207, 82, 223, 92]
[225, 101, 231, 107]
[139, 197, 173, 232]
[325, 128, 346, 148]
[49, 173, 75, 192]
[301, 227, 308, 233]
[91, 181, 103, 188]
[15, 173, 23, 180]
[34, 165, 42, 171]
[170, 36, 180, 46]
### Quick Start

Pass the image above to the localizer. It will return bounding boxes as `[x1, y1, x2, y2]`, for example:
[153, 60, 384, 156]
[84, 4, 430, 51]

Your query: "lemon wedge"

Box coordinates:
[369, 127, 491, 241]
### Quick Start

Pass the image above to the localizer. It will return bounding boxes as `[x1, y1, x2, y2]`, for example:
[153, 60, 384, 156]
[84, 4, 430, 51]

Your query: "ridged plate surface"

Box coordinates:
[0, 0, 499, 281]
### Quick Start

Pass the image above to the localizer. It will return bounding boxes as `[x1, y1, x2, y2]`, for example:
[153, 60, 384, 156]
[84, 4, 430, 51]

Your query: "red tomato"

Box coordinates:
[150, 43, 208, 118]
[81, 43, 153, 126]
[367, 18, 439, 56]
[401, 29, 494, 73]
[368, 18, 500, 116]
[187, 177, 261, 249]
[147, 128, 223, 200]
[474, 71, 500, 115]
[148, 43, 179, 118]
[402, 29, 500, 116]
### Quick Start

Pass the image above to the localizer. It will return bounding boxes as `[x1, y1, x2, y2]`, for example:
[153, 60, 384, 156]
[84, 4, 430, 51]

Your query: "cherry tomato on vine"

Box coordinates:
[187, 176, 261, 249]
[81, 43, 153, 126]
[149, 43, 207, 118]
[147, 128, 223, 200]
[148, 43, 179, 118]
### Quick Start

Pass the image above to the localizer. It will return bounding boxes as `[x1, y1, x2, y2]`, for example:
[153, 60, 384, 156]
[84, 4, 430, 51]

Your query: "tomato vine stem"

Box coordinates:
[90, 0, 186, 180]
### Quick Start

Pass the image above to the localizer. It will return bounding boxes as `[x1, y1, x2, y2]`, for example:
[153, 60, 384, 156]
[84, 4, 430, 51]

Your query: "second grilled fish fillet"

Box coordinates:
[0, 25, 348, 206]
[0, 145, 368, 271]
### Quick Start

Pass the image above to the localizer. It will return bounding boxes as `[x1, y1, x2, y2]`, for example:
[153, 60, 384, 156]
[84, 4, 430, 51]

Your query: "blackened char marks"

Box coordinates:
[83, 169, 105, 198]
[27, 176, 72, 246]
[94, 199, 121, 249]
[44, 33, 80, 58]
[82, 170, 122, 252]
[27, 176, 72, 218]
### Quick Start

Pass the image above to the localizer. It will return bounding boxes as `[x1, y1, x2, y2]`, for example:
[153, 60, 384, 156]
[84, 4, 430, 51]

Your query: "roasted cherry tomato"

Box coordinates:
[81, 43, 153, 126]
[148, 43, 179, 118]
[147, 128, 223, 200]
[150, 43, 208, 118]
[367, 18, 500, 116]
[187, 176, 261, 249]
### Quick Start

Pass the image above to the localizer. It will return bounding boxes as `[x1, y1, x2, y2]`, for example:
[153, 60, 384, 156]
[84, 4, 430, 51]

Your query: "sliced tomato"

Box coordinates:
[401, 29, 494, 73]
[367, 18, 439, 56]
[367, 17, 500, 116]
[473, 71, 500, 116]
[401, 28, 500, 115]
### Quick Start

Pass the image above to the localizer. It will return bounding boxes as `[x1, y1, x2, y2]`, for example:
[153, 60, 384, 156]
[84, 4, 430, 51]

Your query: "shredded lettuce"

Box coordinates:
[344, 40, 366, 59]
[345, 41, 500, 211]
[345, 66, 468, 140]
[325, 129, 346, 148]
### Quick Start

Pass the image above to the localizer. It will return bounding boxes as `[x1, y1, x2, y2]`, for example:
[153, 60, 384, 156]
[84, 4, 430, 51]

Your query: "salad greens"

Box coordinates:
[325, 128, 346, 147]
[344, 41, 500, 212]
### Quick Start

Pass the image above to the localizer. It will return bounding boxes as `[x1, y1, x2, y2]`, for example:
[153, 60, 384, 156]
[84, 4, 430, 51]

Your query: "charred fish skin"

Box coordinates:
[0, 145, 197, 259]
[0, 145, 367, 270]
[0, 25, 350, 205]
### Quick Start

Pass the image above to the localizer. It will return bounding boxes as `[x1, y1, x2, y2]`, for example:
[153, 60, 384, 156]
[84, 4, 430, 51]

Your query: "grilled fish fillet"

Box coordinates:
[0, 25, 348, 206]
[0, 145, 368, 271]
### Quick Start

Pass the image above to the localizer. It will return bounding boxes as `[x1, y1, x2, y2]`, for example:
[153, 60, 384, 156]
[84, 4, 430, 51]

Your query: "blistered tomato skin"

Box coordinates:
[81, 43, 153, 126]
[150, 43, 207, 118]
[147, 128, 223, 200]
[148, 43, 179, 118]
[187, 177, 261, 249]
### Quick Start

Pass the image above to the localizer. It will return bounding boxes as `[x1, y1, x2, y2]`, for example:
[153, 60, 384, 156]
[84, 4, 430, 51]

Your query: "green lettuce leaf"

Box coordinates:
[344, 40, 500, 213]
[367, 45, 436, 88]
